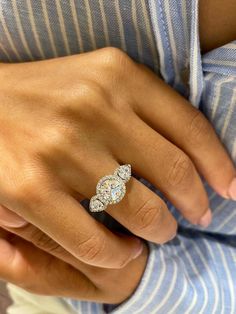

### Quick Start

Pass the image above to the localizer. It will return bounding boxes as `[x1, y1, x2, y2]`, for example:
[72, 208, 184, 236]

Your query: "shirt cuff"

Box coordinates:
[109, 242, 159, 313]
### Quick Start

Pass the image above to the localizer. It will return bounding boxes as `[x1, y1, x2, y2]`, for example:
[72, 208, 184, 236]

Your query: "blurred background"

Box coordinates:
[0, 281, 11, 314]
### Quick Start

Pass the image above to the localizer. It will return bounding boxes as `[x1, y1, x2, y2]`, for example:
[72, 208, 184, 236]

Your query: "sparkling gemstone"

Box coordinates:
[96, 175, 126, 204]
[115, 164, 131, 183]
[89, 195, 107, 212]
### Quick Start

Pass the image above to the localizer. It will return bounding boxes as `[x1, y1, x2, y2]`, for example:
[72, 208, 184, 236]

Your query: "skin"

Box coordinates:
[0, 228, 148, 303]
[0, 0, 235, 304]
[199, 0, 236, 53]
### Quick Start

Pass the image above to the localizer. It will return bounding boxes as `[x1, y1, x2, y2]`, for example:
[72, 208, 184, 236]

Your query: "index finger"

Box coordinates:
[0, 188, 143, 269]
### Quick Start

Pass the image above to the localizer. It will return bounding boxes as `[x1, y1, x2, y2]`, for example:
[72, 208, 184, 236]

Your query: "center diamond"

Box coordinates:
[96, 175, 126, 204]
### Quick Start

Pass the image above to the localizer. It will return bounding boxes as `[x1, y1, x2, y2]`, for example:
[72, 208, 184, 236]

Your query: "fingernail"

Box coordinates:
[132, 240, 144, 259]
[0, 205, 28, 228]
[228, 178, 236, 201]
[199, 209, 212, 228]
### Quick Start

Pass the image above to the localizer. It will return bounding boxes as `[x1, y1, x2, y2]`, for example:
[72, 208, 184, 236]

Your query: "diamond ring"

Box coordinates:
[89, 164, 131, 212]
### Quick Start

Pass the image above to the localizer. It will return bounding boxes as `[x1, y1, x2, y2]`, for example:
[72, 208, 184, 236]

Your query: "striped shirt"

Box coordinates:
[1, 0, 236, 313]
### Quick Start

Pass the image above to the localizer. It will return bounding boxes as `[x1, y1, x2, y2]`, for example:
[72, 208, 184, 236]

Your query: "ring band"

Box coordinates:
[89, 164, 131, 212]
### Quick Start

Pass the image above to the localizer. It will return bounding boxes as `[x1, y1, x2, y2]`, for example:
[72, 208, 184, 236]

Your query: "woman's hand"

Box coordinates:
[0, 47, 235, 269]
[0, 229, 148, 304]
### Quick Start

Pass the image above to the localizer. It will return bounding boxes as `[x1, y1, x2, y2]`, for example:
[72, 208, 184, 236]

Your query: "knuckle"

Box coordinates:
[188, 111, 213, 146]
[131, 198, 163, 234]
[43, 124, 75, 151]
[62, 80, 110, 119]
[98, 47, 131, 68]
[31, 229, 63, 254]
[75, 233, 105, 263]
[167, 152, 194, 190]
[10, 176, 43, 206]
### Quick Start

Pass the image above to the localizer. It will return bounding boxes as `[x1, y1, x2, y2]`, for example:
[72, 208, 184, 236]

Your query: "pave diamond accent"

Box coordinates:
[96, 175, 126, 204]
[115, 164, 131, 183]
[89, 195, 107, 212]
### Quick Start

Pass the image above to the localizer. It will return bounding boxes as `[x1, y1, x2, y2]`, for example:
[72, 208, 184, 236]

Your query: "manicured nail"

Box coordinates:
[0, 206, 28, 228]
[132, 240, 144, 259]
[199, 209, 212, 228]
[228, 178, 236, 201]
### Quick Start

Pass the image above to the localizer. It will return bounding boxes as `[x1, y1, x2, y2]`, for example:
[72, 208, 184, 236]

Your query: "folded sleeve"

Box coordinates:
[66, 231, 236, 314]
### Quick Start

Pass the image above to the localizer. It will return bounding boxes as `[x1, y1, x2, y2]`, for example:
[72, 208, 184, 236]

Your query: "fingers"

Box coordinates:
[0, 236, 95, 299]
[133, 73, 236, 199]
[105, 177, 177, 243]
[60, 156, 177, 244]
[0, 205, 91, 273]
[111, 116, 210, 225]
[0, 205, 27, 228]
[0, 213, 148, 304]
[0, 185, 143, 269]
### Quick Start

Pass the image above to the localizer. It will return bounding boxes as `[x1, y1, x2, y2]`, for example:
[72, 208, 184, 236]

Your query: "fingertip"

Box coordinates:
[228, 178, 236, 201]
[132, 239, 144, 260]
[198, 208, 212, 228]
[0, 205, 28, 228]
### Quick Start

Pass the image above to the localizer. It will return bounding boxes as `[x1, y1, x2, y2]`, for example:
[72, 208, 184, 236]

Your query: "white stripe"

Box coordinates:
[131, 0, 143, 62]
[221, 88, 236, 140]
[11, 0, 33, 60]
[210, 77, 234, 121]
[169, 240, 198, 314]
[41, 0, 58, 57]
[189, 1, 200, 106]
[209, 191, 217, 201]
[181, 0, 190, 64]
[150, 246, 178, 313]
[217, 242, 235, 314]
[180, 239, 209, 313]
[168, 245, 189, 314]
[140, 0, 160, 71]
[98, 0, 110, 46]
[0, 4, 21, 61]
[0, 41, 12, 61]
[201, 239, 220, 314]
[213, 199, 229, 216]
[55, 0, 71, 55]
[149, 0, 166, 79]
[229, 246, 236, 266]
[204, 59, 236, 68]
[89, 303, 93, 314]
[204, 72, 215, 82]
[132, 248, 167, 314]
[26, 0, 45, 59]
[114, 0, 126, 51]
[83, 0, 97, 49]
[69, 0, 84, 52]
[163, 0, 179, 85]
[78, 302, 82, 314]
[214, 206, 236, 232]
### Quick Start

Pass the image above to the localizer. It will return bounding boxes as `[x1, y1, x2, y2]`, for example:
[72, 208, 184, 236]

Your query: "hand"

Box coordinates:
[0, 47, 235, 269]
[0, 228, 148, 304]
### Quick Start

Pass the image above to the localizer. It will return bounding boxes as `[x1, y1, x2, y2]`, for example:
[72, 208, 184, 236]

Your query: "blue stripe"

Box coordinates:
[1, 1, 236, 313]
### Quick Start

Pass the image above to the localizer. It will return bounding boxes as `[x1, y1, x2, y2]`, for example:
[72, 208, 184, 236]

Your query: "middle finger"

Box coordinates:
[110, 114, 210, 225]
